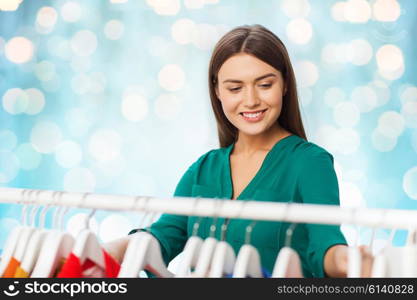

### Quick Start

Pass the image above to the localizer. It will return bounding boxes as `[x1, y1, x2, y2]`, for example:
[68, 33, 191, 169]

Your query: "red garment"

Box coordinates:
[57, 249, 120, 278]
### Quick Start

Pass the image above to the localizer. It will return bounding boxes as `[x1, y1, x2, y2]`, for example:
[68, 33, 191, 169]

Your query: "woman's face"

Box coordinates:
[215, 53, 286, 138]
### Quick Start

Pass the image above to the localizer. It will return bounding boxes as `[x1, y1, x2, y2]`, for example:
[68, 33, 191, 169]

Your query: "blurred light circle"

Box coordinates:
[34, 60, 56, 82]
[66, 213, 99, 237]
[0, 130, 17, 151]
[30, 121, 63, 153]
[377, 111, 405, 138]
[331, 2, 346, 21]
[344, 0, 371, 23]
[41, 76, 61, 92]
[281, 0, 310, 18]
[104, 19, 125, 40]
[371, 128, 397, 152]
[336, 128, 360, 155]
[99, 214, 133, 242]
[401, 101, 417, 128]
[403, 166, 417, 200]
[192, 23, 219, 50]
[347, 39, 373, 65]
[89, 72, 107, 94]
[333, 102, 360, 127]
[36, 6, 58, 28]
[71, 73, 91, 95]
[372, 80, 390, 107]
[158, 64, 185, 91]
[184, 0, 204, 9]
[5, 37, 34, 64]
[376, 44, 403, 71]
[154, 93, 182, 121]
[0, 0, 22, 11]
[66, 108, 94, 137]
[70, 30, 97, 57]
[88, 129, 122, 162]
[294, 61, 318, 88]
[351, 86, 377, 112]
[147, 0, 180, 15]
[373, 0, 401, 22]
[171, 18, 196, 44]
[70, 56, 91, 73]
[313, 125, 339, 154]
[24, 88, 45, 115]
[2, 88, 28, 115]
[0, 151, 20, 183]
[339, 181, 364, 207]
[15, 143, 42, 170]
[324, 87, 346, 108]
[61, 1, 82, 22]
[378, 64, 404, 81]
[400, 86, 417, 105]
[64, 167, 96, 192]
[286, 18, 313, 45]
[47, 36, 71, 60]
[321, 43, 339, 64]
[121, 92, 149, 122]
[55, 140, 82, 168]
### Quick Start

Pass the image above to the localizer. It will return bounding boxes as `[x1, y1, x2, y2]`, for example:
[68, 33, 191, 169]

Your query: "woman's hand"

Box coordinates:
[102, 236, 131, 263]
[324, 244, 374, 277]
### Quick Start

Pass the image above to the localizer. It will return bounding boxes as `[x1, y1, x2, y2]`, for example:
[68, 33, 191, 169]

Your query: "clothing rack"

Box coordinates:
[0, 187, 416, 230]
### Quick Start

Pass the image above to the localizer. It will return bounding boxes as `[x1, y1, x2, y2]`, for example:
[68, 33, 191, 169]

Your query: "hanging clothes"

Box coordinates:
[130, 134, 347, 277]
[57, 249, 120, 278]
[2, 257, 20, 278]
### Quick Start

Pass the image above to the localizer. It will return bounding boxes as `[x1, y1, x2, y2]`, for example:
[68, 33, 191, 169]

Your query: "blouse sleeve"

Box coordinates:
[297, 149, 347, 277]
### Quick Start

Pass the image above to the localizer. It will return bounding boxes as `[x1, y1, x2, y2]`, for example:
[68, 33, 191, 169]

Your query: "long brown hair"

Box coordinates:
[208, 24, 307, 148]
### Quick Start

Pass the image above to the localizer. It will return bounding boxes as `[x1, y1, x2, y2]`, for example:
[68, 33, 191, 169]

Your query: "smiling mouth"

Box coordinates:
[240, 109, 267, 117]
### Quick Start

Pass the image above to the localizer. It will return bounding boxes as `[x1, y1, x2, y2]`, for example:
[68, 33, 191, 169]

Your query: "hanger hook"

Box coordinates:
[234, 200, 257, 245]
[20, 189, 29, 226]
[282, 200, 297, 248]
[191, 197, 203, 236]
[209, 198, 222, 238]
[56, 191, 69, 231]
[38, 192, 50, 229]
[29, 190, 42, 227]
[51, 191, 62, 229]
[78, 192, 95, 230]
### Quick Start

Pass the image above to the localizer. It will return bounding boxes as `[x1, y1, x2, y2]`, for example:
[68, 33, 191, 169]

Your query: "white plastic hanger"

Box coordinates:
[13, 191, 41, 270]
[208, 219, 236, 277]
[71, 193, 106, 275]
[176, 198, 204, 277]
[192, 200, 224, 277]
[233, 220, 263, 278]
[31, 191, 75, 278]
[371, 226, 396, 278]
[118, 196, 173, 278]
[0, 189, 30, 276]
[272, 222, 303, 278]
[19, 201, 50, 276]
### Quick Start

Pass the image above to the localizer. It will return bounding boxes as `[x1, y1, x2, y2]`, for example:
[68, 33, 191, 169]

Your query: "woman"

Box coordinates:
[107, 24, 371, 277]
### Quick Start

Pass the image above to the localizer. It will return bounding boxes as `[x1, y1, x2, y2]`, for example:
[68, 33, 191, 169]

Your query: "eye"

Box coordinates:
[228, 87, 241, 92]
[259, 83, 272, 89]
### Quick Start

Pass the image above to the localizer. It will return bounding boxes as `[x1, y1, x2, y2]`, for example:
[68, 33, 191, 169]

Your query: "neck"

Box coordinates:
[233, 124, 290, 156]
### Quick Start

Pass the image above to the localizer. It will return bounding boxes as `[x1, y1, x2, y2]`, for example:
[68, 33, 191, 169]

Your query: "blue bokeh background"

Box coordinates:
[0, 0, 416, 253]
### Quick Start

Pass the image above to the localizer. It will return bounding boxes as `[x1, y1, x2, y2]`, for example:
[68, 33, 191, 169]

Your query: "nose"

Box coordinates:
[243, 86, 260, 108]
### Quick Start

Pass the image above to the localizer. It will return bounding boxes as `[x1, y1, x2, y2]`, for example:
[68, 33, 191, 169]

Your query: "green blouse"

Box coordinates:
[136, 134, 347, 277]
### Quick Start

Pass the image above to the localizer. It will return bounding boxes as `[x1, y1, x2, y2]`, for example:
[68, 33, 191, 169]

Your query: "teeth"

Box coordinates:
[243, 111, 262, 118]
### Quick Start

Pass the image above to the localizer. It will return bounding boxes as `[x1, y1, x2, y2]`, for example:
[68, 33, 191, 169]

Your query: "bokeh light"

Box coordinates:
[63, 167, 96, 192]
[30, 121, 63, 154]
[5, 37, 34, 64]
[158, 64, 185, 91]
[286, 18, 313, 45]
[88, 129, 122, 162]
[403, 166, 417, 200]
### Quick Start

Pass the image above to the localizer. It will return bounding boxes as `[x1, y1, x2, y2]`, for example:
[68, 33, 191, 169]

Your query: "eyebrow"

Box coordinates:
[222, 73, 277, 84]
